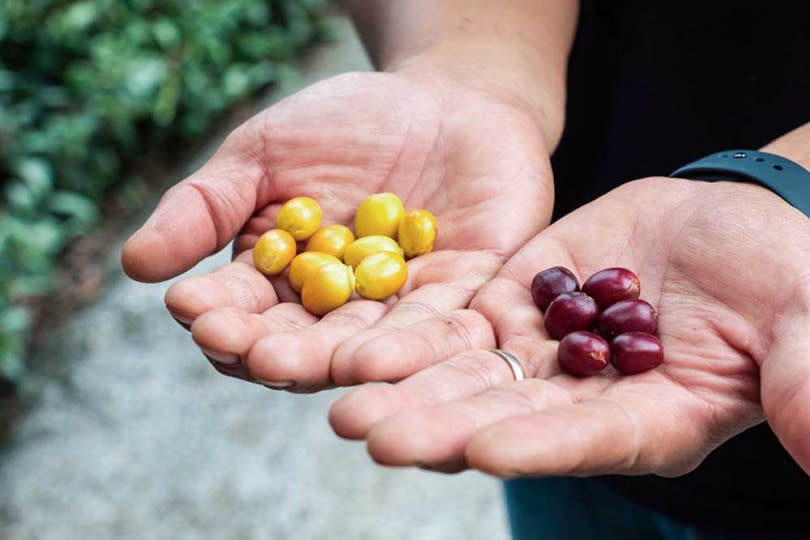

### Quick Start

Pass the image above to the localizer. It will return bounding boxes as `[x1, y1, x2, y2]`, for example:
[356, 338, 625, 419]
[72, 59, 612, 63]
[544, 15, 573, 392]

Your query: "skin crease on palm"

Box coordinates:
[120, 69, 553, 391]
[329, 176, 810, 479]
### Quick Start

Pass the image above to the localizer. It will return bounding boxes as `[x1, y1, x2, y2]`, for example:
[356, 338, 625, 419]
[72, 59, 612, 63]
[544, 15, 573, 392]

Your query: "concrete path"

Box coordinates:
[0, 17, 510, 540]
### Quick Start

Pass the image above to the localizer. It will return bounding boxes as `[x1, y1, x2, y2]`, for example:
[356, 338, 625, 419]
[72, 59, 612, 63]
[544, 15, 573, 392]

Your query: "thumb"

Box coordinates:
[121, 139, 272, 282]
[760, 310, 810, 475]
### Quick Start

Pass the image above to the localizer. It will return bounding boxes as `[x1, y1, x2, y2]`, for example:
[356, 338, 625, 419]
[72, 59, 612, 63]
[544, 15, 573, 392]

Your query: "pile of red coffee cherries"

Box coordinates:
[531, 267, 664, 377]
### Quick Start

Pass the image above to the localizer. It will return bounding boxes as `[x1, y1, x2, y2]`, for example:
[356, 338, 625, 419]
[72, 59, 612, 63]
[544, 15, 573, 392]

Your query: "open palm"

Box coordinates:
[330, 177, 810, 477]
[121, 70, 552, 391]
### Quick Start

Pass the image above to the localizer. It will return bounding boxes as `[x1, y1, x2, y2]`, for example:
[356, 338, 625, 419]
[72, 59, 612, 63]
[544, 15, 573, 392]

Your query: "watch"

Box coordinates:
[671, 149, 810, 216]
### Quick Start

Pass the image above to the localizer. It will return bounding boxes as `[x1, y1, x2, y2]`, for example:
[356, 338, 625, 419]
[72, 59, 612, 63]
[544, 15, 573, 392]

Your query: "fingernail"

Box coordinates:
[257, 379, 296, 389]
[200, 348, 240, 366]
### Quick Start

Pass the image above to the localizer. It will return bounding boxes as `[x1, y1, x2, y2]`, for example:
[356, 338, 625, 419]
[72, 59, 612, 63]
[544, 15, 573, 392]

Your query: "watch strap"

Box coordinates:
[671, 150, 810, 216]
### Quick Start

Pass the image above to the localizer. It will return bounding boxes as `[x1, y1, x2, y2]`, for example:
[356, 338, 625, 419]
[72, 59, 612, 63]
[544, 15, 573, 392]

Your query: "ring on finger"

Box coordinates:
[490, 349, 525, 381]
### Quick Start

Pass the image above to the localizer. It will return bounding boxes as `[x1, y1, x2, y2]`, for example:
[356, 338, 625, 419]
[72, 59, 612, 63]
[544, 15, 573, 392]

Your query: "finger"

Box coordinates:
[465, 381, 716, 478]
[332, 309, 496, 385]
[330, 250, 502, 384]
[191, 303, 318, 368]
[365, 379, 572, 472]
[328, 342, 557, 440]
[465, 399, 648, 477]
[472, 268, 572, 351]
[245, 300, 389, 392]
[164, 250, 279, 326]
[122, 138, 273, 282]
[472, 276, 543, 330]
[335, 274, 557, 385]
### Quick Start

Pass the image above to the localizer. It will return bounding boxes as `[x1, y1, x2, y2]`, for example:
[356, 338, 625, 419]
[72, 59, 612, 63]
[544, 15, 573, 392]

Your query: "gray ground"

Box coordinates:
[0, 18, 510, 540]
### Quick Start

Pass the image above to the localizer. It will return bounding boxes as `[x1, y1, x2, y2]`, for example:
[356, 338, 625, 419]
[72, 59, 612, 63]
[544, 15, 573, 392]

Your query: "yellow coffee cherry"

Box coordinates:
[288, 252, 342, 293]
[398, 209, 438, 258]
[253, 229, 296, 275]
[343, 235, 404, 269]
[354, 193, 404, 238]
[301, 262, 355, 316]
[305, 225, 355, 260]
[354, 251, 408, 300]
[276, 196, 322, 241]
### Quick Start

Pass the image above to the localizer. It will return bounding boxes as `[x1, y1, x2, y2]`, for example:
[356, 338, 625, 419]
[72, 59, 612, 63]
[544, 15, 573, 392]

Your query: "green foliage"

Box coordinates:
[0, 0, 328, 384]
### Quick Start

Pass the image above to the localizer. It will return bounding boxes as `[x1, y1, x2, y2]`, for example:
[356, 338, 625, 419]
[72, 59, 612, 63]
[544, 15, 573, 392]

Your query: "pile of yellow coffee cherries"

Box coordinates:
[252, 193, 438, 316]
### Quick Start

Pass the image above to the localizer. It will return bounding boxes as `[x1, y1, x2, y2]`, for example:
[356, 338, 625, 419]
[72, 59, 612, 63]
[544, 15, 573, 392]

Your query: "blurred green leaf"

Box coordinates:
[59, 1, 99, 32]
[14, 157, 53, 199]
[5, 182, 38, 214]
[48, 191, 99, 232]
[11, 218, 64, 257]
[0, 304, 30, 333]
[151, 18, 180, 49]
[125, 57, 167, 98]
[223, 64, 251, 98]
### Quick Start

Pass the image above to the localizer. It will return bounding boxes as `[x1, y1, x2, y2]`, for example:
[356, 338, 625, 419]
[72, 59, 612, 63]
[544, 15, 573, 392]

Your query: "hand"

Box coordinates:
[329, 177, 810, 477]
[121, 68, 553, 391]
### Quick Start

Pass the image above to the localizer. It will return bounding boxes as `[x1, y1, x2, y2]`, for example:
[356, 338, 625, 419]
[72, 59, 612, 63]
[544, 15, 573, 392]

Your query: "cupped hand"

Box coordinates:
[330, 177, 810, 477]
[121, 68, 552, 391]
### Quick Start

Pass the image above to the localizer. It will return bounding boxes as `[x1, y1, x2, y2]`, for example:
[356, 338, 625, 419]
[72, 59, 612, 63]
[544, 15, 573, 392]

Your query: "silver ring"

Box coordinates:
[490, 349, 525, 381]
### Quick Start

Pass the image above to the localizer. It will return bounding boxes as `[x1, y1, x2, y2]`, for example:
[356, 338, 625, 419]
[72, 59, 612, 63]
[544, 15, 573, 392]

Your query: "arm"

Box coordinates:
[346, 0, 579, 149]
[761, 121, 810, 168]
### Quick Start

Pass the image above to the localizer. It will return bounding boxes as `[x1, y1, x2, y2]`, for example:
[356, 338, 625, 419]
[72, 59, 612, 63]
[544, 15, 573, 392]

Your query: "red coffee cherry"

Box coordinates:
[543, 292, 599, 340]
[558, 331, 610, 377]
[582, 267, 640, 309]
[598, 299, 657, 341]
[531, 266, 580, 310]
[610, 332, 664, 375]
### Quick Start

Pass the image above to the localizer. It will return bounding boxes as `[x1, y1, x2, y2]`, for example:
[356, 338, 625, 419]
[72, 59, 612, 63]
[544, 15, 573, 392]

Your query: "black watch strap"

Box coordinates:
[671, 150, 810, 217]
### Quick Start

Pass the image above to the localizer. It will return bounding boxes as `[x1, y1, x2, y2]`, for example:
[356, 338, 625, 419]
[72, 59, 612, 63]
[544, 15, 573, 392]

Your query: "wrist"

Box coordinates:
[759, 123, 810, 170]
[388, 53, 566, 151]
[347, 1, 576, 150]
